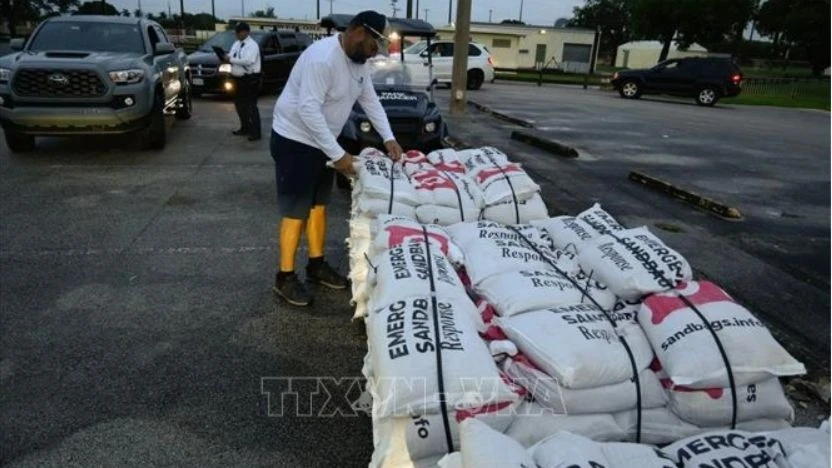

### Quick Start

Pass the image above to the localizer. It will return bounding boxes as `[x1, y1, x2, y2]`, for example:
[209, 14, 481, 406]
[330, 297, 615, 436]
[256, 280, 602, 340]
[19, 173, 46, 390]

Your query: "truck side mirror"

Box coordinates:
[10, 38, 24, 51]
[154, 42, 175, 55]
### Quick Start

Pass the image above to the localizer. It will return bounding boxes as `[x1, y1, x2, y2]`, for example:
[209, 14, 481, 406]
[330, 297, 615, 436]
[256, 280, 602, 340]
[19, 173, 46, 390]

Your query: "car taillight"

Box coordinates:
[731, 74, 742, 83]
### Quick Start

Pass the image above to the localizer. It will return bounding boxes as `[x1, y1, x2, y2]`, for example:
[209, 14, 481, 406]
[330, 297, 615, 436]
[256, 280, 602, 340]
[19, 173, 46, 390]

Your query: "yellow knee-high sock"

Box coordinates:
[279, 218, 305, 273]
[306, 205, 327, 259]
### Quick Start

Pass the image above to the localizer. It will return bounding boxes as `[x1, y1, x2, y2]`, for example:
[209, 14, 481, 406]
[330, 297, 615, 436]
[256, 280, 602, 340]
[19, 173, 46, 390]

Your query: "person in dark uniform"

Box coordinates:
[223, 22, 262, 141]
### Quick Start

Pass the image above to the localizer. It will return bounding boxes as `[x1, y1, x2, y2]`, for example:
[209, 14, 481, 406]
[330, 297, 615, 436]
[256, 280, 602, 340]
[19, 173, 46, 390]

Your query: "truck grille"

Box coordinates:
[12, 69, 107, 98]
[389, 118, 422, 135]
[194, 65, 217, 77]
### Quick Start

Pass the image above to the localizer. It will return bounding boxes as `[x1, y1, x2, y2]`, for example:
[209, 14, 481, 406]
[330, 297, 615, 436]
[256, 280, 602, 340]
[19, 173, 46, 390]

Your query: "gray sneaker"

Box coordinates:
[273, 273, 312, 306]
[306, 261, 348, 290]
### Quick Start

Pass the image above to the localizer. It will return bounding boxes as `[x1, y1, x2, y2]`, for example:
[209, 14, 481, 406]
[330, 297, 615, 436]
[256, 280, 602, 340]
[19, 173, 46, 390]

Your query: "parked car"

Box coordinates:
[0, 15, 192, 152]
[403, 40, 495, 90]
[187, 29, 312, 96]
[611, 57, 743, 106]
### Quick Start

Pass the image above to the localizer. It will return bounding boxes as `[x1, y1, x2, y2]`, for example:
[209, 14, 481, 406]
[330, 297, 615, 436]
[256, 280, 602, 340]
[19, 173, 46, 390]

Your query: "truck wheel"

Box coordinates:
[175, 81, 193, 120]
[5, 131, 35, 152]
[140, 92, 166, 150]
[466, 69, 484, 90]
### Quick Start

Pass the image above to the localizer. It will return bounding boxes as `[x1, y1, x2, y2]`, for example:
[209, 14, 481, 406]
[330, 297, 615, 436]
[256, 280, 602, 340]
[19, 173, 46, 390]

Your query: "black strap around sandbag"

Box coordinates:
[483, 152, 520, 225]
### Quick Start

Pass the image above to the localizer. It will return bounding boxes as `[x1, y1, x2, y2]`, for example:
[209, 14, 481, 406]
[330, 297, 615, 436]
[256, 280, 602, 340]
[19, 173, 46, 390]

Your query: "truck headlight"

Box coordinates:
[218, 63, 232, 73]
[424, 122, 436, 133]
[0, 68, 11, 83]
[360, 121, 372, 133]
[108, 69, 144, 84]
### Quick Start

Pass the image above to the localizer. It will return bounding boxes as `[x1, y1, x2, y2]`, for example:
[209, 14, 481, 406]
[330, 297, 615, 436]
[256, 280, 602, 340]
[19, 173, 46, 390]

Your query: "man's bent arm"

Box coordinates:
[297, 61, 346, 160]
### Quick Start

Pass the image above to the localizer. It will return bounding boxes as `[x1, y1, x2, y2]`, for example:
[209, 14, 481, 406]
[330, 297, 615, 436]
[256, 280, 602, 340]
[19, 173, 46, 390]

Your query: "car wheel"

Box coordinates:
[175, 80, 193, 120]
[466, 69, 484, 90]
[5, 131, 35, 152]
[140, 91, 166, 150]
[619, 80, 642, 99]
[696, 87, 719, 106]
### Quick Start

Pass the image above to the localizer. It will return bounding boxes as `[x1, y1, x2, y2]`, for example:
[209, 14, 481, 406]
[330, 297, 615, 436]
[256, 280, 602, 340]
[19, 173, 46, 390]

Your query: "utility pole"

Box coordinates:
[449, 0, 471, 114]
[211, 0, 215, 20]
[328, 0, 333, 15]
[488, 9, 492, 22]
[406, 0, 412, 18]
[447, 0, 452, 24]
[179, 0, 184, 32]
[519, 0, 523, 22]
[241, 0, 245, 16]
[424, 8, 429, 22]
[391, 0, 399, 17]
[316, 0, 320, 19]
[415, 0, 419, 18]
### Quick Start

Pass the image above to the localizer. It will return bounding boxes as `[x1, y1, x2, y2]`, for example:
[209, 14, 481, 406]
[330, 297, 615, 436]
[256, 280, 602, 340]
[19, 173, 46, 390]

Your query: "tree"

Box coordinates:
[134, 8, 143, 17]
[74, 1, 119, 15]
[781, 0, 830, 75]
[251, 7, 276, 18]
[755, 0, 790, 48]
[632, 0, 755, 62]
[2, 0, 79, 36]
[500, 19, 526, 25]
[121, 8, 130, 16]
[554, 18, 571, 28]
[570, 0, 634, 65]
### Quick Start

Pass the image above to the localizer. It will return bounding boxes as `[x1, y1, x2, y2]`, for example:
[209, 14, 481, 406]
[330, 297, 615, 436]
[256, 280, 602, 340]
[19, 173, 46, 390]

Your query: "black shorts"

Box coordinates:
[270, 130, 334, 220]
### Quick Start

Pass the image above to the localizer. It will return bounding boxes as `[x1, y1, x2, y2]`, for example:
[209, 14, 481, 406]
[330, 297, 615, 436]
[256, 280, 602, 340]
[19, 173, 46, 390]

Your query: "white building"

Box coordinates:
[436, 22, 598, 72]
[615, 40, 708, 69]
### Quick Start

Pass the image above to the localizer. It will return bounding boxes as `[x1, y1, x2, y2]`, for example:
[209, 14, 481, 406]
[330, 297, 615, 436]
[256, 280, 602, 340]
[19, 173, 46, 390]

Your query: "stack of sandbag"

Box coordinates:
[622, 280, 806, 443]
[456, 147, 549, 224]
[532, 202, 626, 256]
[426, 149, 467, 175]
[363, 235, 522, 467]
[442, 418, 677, 468]
[410, 168, 484, 226]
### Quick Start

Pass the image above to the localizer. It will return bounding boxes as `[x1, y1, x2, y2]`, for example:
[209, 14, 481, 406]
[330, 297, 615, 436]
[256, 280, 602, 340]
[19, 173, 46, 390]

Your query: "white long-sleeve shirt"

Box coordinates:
[228, 36, 261, 76]
[272, 35, 395, 161]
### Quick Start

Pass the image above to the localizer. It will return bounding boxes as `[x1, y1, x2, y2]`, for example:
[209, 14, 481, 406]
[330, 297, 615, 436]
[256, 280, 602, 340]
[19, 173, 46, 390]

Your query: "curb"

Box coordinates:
[510, 130, 579, 158]
[468, 101, 535, 128]
[443, 135, 471, 150]
[628, 171, 744, 221]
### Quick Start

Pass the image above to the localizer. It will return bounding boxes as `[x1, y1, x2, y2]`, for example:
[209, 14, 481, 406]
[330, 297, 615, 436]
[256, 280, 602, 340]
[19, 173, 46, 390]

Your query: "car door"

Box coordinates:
[429, 42, 454, 81]
[645, 59, 690, 94]
[259, 33, 281, 87]
[149, 24, 180, 103]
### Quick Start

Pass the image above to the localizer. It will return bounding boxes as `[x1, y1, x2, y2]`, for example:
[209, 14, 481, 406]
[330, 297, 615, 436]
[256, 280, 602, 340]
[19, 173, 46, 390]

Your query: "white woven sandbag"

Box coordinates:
[506, 400, 626, 447]
[459, 147, 511, 176]
[662, 376, 795, 427]
[355, 197, 417, 218]
[371, 401, 519, 468]
[503, 355, 667, 415]
[476, 269, 617, 317]
[416, 204, 481, 226]
[474, 163, 540, 206]
[530, 432, 677, 468]
[578, 226, 693, 300]
[368, 241, 470, 312]
[765, 426, 831, 468]
[445, 221, 558, 285]
[639, 281, 806, 389]
[427, 148, 462, 165]
[531, 203, 623, 254]
[411, 169, 484, 212]
[600, 442, 678, 468]
[456, 418, 537, 468]
[662, 429, 788, 468]
[370, 214, 465, 265]
[481, 193, 549, 225]
[495, 304, 654, 389]
[355, 155, 420, 206]
[437, 453, 462, 468]
[577, 203, 626, 235]
[368, 297, 519, 418]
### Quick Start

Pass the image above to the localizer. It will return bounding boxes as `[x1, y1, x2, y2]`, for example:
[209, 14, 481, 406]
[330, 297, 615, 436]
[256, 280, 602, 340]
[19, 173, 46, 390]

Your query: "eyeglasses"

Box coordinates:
[362, 23, 389, 50]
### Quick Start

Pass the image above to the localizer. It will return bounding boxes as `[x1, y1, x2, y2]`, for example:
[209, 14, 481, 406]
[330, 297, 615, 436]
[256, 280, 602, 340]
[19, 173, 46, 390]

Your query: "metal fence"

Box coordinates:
[740, 77, 830, 100]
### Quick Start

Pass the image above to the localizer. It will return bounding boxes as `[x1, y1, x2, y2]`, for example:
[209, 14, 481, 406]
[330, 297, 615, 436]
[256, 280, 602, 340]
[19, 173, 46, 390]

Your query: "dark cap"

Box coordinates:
[235, 22, 250, 33]
[349, 11, 388, 40]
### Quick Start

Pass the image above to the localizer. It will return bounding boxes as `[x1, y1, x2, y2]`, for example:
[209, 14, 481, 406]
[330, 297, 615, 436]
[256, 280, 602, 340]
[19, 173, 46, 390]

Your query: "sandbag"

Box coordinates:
[578, 226, 693, 300]
[639, 281, 806, 389]
[531, 203, 623, 254]
[661, 429, 789, 468]
[531, 432, 677, 468]
[437, 453, 462, 468]
[370, 214, 465, 266]
[355, 155, 420, 207]
[416, 204, 481, 227]
[459, 147, 511, 176]
[368, 241, 471, 314]
[367, 297, 519, 418]
[765, 426, 831, 468]
[495, 304, 654, 389]
[355, 197, 417, 218]
[476, 269, 617, 317]
[474, 163, 540, 206]
[506, 400, 626, 447]
[503, 355, 667, 415]
[371, 400, 519, 468]
[427, 148, 463, 165]
[481, 193, 549, 225]
[410, 170, 483, 222]
[456, 418, 537, 468]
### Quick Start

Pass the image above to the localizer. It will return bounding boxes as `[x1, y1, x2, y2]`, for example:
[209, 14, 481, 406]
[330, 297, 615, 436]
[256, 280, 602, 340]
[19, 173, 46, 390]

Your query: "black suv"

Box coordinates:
[187, 29, 311, 96]
[611, 57, 743, 106]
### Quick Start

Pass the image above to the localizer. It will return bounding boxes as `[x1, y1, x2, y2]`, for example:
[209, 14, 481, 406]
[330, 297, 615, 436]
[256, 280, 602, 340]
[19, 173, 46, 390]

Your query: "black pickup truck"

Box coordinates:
[187, 29, 311, 96]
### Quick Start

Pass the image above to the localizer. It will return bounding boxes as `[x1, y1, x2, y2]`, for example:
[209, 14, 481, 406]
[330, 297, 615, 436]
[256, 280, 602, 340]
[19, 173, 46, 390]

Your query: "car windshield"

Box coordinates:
[368, 54, 432, 94]
[28, 22, 145, 53]
[200, 31, 236, 52]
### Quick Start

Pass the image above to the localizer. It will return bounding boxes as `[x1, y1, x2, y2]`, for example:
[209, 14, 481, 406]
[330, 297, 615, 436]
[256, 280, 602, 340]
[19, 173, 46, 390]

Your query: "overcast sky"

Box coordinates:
[105, 0, 585, 26]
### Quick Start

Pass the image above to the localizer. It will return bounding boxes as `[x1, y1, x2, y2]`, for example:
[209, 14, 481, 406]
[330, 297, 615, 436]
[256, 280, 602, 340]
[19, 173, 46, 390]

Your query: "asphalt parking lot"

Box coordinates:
[0, 84, 828, 466]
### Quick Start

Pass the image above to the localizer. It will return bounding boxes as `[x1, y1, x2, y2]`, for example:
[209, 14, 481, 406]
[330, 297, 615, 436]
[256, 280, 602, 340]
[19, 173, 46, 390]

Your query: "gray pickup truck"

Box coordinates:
[0, 15, 192, 152]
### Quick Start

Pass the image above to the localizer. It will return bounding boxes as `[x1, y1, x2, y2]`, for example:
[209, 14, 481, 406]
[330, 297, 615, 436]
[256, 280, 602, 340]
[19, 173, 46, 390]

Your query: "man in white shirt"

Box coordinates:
[270, 10, 403, 306]
[223, 22, 262, 141]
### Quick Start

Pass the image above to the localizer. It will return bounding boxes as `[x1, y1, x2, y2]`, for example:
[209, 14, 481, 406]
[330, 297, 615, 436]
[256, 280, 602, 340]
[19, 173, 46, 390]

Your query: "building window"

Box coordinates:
[492, 38, 511, 48]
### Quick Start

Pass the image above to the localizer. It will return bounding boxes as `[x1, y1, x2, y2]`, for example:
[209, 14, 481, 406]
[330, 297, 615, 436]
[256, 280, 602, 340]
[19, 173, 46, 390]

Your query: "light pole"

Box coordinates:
[519, 0, 523, 22]
[447, 0, 451, 24]
[488, 9, 492, 22]
[424, 8, 429, 22]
